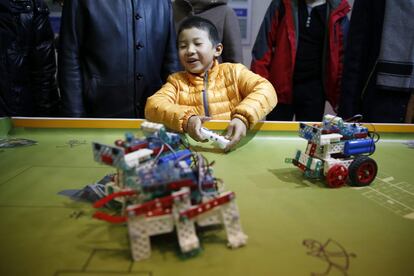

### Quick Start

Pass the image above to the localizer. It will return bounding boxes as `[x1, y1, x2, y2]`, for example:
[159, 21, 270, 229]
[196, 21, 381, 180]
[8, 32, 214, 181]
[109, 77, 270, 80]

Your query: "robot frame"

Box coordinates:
[91, 121, 247, 261]
[287, 114, 379, 188]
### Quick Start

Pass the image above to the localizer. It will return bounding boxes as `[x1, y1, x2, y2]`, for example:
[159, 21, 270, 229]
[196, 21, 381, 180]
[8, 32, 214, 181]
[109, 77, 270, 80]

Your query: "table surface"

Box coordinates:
[1, 118, 414, 276]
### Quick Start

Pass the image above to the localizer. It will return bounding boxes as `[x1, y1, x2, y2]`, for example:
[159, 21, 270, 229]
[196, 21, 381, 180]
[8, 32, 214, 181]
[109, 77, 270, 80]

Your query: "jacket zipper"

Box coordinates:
[202, 71, 210, 116]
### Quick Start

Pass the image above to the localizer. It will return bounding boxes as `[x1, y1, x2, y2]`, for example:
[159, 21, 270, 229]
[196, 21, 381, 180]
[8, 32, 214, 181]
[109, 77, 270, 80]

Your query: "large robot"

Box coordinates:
[91, 122, 247, 261]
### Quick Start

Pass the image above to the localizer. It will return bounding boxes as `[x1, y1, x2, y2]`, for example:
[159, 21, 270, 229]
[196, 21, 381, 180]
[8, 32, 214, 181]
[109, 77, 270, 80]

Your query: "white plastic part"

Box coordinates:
[124, 148, 153, 167]
[199, 127, 230, 149]
[141, 121, 164, 132]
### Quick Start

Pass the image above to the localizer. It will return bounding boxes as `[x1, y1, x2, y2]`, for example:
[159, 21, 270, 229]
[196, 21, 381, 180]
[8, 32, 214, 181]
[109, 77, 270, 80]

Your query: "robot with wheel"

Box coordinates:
[287, 114, 379, 188]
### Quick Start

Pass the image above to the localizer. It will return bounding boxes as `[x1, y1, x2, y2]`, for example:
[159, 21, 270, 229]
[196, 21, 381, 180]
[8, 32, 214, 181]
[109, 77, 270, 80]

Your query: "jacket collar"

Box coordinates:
[185, 59, 220, 85]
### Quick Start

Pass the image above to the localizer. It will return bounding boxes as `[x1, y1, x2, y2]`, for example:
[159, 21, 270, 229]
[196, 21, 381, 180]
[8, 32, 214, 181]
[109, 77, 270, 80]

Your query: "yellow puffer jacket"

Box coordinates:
[145, 61, 277, 132]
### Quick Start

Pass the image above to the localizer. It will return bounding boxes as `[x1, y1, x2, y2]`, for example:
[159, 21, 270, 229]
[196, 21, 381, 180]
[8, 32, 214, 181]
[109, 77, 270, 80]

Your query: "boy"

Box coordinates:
[145, 16, 277, 151]
[173, 0, 243, 63]
[251, 0, 350, 121]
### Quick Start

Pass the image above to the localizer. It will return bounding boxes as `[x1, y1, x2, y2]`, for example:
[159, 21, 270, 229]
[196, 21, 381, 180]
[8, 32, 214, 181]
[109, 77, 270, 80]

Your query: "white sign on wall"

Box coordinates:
[228, 0, 252, 45]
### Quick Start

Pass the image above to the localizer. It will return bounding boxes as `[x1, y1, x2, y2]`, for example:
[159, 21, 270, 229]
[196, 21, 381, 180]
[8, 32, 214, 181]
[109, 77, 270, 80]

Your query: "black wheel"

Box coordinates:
[348, 156, 378, 186]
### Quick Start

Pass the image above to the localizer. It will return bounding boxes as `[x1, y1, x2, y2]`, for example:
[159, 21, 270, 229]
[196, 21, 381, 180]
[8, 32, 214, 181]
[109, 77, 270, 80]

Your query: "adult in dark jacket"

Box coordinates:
[58, 0, 180, 118]
[338, 0, 413, 123]
[251, 0, 350, 121]
[173, 0, 242, 63]
[0, 0, 59, 117]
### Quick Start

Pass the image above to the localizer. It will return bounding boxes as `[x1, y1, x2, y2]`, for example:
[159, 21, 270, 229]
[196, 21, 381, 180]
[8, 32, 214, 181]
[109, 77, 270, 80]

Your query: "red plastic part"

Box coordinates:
[180, 192, 235, 220]
[309, 143, 317, 156]
[125, 142, 149, 153]
[326, 164, 348, 188]
[93, 190, 137, 208]
[297, 162, 306, 171]
[127, 190, 190, 217]
[101, 154, 113, 165]
[354, 133, 368, 139]
[115, 139, 124, 147]
[93, 211, 127, 223]
[151, 146, 171, 156]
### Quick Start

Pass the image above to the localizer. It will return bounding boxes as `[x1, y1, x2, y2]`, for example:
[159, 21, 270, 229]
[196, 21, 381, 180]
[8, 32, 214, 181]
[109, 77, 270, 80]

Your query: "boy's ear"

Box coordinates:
[214, 43, 223, 58]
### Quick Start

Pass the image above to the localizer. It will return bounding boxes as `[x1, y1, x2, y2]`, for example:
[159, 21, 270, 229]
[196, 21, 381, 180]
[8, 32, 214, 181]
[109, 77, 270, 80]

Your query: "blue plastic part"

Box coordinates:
[125, 132, 134, 142]
[344, 139, 375, 155]
[322, 116, 369, 139]
[158, 149, 192, 165]
[341, 124, 369, 138]
[135, 159, 217, 201]
[166, 133, 181, 145]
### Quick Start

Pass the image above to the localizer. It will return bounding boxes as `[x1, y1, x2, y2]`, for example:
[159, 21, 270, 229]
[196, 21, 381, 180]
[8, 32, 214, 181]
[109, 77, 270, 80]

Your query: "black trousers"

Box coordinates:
[266, 79, 325, 121]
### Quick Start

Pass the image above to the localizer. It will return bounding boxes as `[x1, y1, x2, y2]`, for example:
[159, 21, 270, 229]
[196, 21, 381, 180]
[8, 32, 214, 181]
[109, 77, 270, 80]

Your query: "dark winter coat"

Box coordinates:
[251, 0, 350, 109]
[338, 0, 384, 119]
[58, 0, 180, 118]
[0, 0, 59, 117]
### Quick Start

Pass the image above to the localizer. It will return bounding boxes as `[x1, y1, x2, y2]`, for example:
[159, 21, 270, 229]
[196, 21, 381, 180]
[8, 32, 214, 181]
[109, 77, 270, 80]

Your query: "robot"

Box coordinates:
[287, 115, 379, 188]
[91, 121, 247, 261]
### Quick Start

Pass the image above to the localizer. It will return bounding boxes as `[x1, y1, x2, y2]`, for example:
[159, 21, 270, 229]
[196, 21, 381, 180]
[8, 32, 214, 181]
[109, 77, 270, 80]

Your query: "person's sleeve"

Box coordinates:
[31, 1, 60, 116]
[221, 6, 243, 63]
[250, 0, 280, 79]
[161, 0, 181, 80]
[232, 64, 278, 128]
[58, 0, 85, 117]
[145, 75, 195, 132]
[338, 0, 370, 119]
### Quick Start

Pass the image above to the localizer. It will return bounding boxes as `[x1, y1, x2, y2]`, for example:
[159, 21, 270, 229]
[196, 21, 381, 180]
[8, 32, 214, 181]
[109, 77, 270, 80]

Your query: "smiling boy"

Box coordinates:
[145, 16, 277, 151]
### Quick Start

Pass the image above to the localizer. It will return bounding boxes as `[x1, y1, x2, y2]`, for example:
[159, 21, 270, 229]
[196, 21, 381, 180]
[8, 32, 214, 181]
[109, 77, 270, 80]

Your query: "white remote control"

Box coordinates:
[199, 127, 230, 149]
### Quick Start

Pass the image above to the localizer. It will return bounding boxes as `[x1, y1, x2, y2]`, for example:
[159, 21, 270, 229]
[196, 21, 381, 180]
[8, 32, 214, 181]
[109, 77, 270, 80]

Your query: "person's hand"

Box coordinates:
[186, 115, 210, 141]
[224, 118, 247, 152]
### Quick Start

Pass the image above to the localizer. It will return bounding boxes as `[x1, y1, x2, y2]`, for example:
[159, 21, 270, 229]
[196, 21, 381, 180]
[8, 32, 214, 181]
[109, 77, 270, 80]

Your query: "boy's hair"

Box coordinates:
[177, 16, 221, 46]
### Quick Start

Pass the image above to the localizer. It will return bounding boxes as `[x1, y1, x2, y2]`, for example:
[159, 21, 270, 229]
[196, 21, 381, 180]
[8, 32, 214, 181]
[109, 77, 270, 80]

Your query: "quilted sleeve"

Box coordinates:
[144, 75, 196, 132]
[232, 64, 277, 128]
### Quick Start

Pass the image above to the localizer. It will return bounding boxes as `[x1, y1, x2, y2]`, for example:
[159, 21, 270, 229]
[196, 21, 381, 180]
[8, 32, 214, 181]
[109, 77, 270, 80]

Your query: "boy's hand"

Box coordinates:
[186, 115, 210, 141]
[224, 118, 247, 152]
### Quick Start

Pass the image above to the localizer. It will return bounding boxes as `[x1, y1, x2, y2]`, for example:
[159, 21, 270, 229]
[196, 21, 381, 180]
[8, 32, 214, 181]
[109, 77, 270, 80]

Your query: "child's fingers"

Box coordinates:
[225, 123, 235, 139]
[194, 128, 206, 142]
[200, 116, 211, 124]
[224, 120, 246, 151]
[225, 135, 240, 152]
[224, 128, 240, 151]
[188, 118, 208, 142]
[189, 131, 205, 142]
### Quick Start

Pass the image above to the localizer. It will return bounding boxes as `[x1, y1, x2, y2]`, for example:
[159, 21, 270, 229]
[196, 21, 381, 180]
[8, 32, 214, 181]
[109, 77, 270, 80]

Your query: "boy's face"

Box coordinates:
[178, 27, 223, 74]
